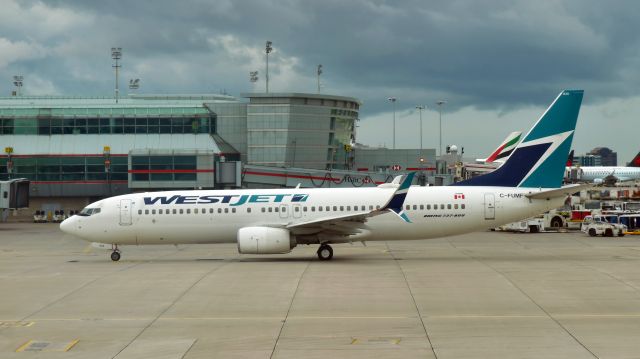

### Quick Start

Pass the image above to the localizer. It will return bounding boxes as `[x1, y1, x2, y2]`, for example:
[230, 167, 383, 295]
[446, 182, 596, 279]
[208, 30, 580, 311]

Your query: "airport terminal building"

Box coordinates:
[1, 93, 437, 206]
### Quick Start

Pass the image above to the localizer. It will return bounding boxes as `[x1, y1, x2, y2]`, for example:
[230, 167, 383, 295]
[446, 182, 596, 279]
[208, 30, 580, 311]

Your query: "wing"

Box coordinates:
[285, 173, 416, 238]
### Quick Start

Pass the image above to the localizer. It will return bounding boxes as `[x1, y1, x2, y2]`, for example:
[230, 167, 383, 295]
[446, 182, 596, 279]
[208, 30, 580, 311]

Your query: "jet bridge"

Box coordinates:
[1, 178, 30, 222]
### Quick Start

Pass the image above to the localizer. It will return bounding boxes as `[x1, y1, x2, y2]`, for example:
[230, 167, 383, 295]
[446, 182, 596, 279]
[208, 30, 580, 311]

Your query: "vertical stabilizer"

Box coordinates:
[454, 90, 583, 188]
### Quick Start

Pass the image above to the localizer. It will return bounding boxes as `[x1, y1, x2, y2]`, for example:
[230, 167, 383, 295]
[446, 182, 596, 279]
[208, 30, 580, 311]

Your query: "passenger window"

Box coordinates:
[339, 206, 344, 211]
[346, 206, 351, 211]
[311, 207, 316, 212]
[247, 208, 252, 213]
[173, 209, 177, 214]
[326, 206, 330, 211]
[420, 205, 424, 210]
[268, 207, 273, 213]
[303, 207, 307, 212]
[232, 208, 236, 213]
[261, 208, 266, 213]
[333, 206, 338, 211]
[187, 209, 191, 214]
[209, 208, 214, 214]
[405, 205, 410, 210]
[369, 205, 374, 210]
[295, 207, 300, 212]
[138, 210, 142, 215]
[202, 208, 206, 214]
[152, 209, 156, 215]
[376, 205, 380, 209]
[194, 208, 199, 214]
[447, 204, 451, 209]
[224, 208, 229, 213]
[179, 209, 184, 214]
[218, 208, 222, 213]
[413, 205, 418, 210]
[454, 204, 458, 209]
[318, 206, 323, 212]
[145, 209, 149, 215]
[461, 204, 466, 209]
[427, 204, 431, 210]
[440, 204, 444, 210]
[361, 205, 366, 211]
[159, 209, 163, 214]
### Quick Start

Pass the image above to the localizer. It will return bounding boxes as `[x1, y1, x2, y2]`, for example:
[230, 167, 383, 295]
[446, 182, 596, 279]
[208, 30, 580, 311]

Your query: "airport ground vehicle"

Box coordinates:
[581, 215, 626, 237]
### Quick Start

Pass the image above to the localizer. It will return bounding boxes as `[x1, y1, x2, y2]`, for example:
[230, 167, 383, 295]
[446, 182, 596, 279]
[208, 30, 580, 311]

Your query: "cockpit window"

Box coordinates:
[78, 207, 101, 216]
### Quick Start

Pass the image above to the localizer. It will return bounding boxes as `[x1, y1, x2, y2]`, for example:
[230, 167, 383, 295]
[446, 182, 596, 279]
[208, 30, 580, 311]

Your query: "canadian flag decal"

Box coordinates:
[453, 193, 465, 200]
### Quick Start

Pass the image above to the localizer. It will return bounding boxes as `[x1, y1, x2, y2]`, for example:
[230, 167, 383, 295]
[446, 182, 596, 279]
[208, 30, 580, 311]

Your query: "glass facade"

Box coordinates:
[246, 100, 358, 170]
[0, 106, 216, 135]
[131, 155, 198, 181]
[0, 116, 214, 135]
[0, 156, 128, 181]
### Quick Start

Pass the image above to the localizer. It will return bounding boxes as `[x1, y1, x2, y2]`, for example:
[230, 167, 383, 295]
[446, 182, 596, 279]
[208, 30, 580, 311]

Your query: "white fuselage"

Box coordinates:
[62, 185, 564, 246]
[569, 166, 640, 183]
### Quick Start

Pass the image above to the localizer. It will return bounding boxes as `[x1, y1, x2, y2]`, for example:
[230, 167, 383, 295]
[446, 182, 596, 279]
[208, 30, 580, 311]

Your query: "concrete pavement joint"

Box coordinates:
[111, 260, 231, 359]
[269, 261, 311, 359]
[452, 238, 601, 359]
[386, 241, 439, 359]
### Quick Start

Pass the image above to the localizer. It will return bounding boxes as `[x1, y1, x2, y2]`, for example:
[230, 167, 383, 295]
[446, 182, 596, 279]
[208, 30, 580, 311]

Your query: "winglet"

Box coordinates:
[382, 172, 416, 223]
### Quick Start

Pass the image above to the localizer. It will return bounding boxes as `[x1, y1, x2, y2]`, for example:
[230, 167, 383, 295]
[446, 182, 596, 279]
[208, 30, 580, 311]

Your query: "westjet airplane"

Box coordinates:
[60, 90, 585, 261]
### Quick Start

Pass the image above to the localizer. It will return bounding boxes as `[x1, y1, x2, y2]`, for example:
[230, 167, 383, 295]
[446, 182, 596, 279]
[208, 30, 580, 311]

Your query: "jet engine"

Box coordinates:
[593, 178, 604, 185]
[237, 227, 296, 254]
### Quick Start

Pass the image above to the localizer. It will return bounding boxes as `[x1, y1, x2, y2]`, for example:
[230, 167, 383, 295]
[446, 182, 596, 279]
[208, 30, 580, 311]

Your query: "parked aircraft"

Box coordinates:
[566, 151, 640, 185]
[61, 90, 585, 261]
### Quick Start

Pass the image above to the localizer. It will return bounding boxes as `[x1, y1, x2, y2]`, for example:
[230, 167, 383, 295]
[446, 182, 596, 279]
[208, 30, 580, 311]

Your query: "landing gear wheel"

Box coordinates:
[317, 244, 333, 261]
[110, 251, 121, 262]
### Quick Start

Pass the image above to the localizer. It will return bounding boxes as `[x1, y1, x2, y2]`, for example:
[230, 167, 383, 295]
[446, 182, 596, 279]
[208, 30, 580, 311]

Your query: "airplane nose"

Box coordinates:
[60, 217, 75, 235]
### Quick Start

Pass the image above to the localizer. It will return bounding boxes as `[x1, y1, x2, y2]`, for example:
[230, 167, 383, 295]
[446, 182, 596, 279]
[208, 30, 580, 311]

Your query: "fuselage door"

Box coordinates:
[292, 204, 302, 218]
[484, 193, 495, 220]
[279, 204, 288, 219]
[119, 199, 133, 226]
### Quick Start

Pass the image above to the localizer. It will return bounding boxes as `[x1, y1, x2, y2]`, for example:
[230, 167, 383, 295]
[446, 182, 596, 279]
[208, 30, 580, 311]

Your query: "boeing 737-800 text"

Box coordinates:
[61, 90, 585, 261]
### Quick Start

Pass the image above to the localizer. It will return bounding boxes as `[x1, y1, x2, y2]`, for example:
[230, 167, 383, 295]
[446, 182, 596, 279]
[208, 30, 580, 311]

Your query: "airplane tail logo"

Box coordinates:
[454, 90, 583, 188]
[485, 131, 521, 163]
[629, 152, 640, 167]
[566, 150, 574, 167]
[382, 172, 416, 223]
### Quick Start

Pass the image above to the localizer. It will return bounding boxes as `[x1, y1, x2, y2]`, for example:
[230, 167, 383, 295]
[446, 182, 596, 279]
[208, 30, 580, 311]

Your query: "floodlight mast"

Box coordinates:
[317, 64, 323, 93]
[436, 100, 447, 157]
[12, 75, 23, 96]
[388, 97, 397, 149]
[265, 41, 273, 93]
[129, 78, 140, 90]
[416, 105, 426, 164]
[111, 47, 122, 103]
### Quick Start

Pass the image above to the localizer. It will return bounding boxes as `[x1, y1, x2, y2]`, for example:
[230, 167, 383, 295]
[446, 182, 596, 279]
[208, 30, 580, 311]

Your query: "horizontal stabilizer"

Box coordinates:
[525, 183, 592, 200]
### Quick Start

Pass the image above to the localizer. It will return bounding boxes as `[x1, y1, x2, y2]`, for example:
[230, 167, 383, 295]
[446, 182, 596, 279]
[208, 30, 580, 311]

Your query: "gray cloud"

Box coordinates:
[2, 0, 640, 159]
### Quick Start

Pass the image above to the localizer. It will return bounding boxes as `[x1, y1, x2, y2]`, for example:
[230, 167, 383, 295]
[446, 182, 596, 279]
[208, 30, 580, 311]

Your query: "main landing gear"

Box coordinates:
[110, 244, 121, 262]
[317, 244, 333, 261]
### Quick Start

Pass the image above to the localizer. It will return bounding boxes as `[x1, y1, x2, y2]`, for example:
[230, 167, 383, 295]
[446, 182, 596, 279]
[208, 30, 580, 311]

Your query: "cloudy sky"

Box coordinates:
[2, 0, 640, 163]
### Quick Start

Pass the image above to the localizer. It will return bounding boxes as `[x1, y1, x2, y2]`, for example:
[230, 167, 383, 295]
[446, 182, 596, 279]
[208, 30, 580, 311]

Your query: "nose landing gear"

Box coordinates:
[317, 244, 333, 261]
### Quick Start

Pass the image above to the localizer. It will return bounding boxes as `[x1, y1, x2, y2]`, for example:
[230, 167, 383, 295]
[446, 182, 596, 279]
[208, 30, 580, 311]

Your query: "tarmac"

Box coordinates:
[2, 223, 640, 358]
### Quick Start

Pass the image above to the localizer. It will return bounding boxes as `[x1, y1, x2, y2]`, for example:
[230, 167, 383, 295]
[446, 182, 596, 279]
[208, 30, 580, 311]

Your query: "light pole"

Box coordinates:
[12, 76, 23, 96]
[128, 78, 140, 92]
[388, 97, 397, 149]
[416, 105, 425, 164]
[316, 64, 322, 93]
[436, 100, 447, 156]
[265, 41, 273, 93]
[111, 47, 122, 103]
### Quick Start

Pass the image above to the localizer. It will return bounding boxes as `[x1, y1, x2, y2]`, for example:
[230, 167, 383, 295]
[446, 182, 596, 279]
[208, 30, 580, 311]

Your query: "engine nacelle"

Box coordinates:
[593, 178, 604, 184]
[237, 227, 296, 254]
